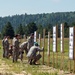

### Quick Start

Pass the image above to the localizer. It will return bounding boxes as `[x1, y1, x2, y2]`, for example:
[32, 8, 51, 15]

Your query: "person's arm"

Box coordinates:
[37, 47, 44, 52]
[2, 40, 4, 46]
[27, 37, 31, 49]
[6, 40, 9, 47]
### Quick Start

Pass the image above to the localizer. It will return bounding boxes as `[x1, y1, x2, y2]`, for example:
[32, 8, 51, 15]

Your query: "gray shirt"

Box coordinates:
[27, 36, 34, 50]
[4, 38, 9, 49]
[13, 37, 19, 49]
[20, 42, 28, 50]
[27, 46, 43, 58]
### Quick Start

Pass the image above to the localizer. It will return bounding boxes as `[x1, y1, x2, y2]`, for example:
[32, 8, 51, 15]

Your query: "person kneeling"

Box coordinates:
[27, 42, 44, 65]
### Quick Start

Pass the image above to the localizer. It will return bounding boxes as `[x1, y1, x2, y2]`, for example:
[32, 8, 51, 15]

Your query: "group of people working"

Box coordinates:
[2, 33, 44, 65]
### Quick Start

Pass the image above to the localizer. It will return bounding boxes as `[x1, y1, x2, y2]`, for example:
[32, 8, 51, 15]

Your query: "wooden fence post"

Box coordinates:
[42, 29, 45, 65]
[47, 32, 50, 66]
[60, 23, 64, 70]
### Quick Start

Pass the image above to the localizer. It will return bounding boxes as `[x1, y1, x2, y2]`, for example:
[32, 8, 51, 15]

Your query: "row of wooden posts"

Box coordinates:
[9, 23, 75, 73]
[33, 24, 75, 73]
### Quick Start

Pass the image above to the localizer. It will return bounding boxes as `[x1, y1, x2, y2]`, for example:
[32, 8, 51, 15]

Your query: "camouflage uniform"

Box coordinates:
[27, 45, 44, 65]
[2, 39, 5, 57]
[27, 36, 34, 50]
[19, 42, 28, 61]
[4, 38, 9, 58]
[9, 45, 13, 57]
[12, 37, 19, 62]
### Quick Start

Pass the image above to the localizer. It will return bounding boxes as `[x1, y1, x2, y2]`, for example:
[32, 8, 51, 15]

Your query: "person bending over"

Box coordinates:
[27, 42, 44, 65]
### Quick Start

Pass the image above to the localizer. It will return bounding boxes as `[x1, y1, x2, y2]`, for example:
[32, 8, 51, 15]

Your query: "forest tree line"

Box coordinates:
[0, 11, 75, 31]
[1, 11, 75, 38]
[0, 21, 73, 39]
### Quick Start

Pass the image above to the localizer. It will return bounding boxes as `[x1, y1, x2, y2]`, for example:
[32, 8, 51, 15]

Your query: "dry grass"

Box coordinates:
[0, 38, 75, 75]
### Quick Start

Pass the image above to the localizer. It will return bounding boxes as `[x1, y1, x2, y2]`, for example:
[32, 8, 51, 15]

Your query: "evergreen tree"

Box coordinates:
[26, 22, 37, 35]
[64, 22, 69, 37]
[1, 22, 14, 38]
[37, 24, 43, 37]
[71, 22, 75, 26]
[16, 24, 24, 35]
[45, 24, 52, 35]
[23, 25, 28, 36]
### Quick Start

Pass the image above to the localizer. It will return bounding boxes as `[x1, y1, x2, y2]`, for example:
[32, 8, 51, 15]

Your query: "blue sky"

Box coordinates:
[0, 0, 75, 17]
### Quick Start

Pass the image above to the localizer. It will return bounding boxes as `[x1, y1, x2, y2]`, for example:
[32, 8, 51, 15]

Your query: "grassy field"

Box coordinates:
[0, 38, 74, 75]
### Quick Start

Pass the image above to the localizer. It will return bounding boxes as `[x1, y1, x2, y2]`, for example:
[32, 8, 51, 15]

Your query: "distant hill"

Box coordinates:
[0, 11, 75, 31]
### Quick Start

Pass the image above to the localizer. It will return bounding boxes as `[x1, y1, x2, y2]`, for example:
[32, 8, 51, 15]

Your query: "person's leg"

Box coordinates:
[5, 49, 8, 58]
[19, 48, 23, 61]
[3, 48, 5, 58]
[33, 54, 41, 64]
[25, 49, 28, 54]
[12, 50, 15, 62]
[16, 50, 19, 62]
[20, 51, 23, 61]
[7, 49, 9, 58]
[28, 58, 33, 65]
[5, 49, 7, 58]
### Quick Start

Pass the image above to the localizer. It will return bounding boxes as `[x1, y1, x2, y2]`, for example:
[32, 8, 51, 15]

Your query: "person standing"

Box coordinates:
[27, 33, 34, 51]
[2, 36, 6, 58]
[4, 36, 10, 58]
[12, 34, 20, 62]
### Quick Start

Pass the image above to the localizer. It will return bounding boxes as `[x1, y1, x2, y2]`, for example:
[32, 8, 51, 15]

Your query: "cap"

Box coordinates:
[34, 42, 39, 46]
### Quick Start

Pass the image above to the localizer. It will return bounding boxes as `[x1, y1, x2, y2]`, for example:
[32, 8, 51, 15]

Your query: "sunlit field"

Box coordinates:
[0, 38, 74, 75]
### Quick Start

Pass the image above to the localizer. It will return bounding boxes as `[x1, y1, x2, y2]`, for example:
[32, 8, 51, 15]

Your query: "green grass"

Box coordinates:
[0, 38, 74, 75]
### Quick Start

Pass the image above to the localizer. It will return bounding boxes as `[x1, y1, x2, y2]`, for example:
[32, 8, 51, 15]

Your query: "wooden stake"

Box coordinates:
[39, 34, 41, 47]
[52, 25, 58, 67]
[42, 29, 45, 65]
[61, 53, 64, 70]
[60, 24, 64, 70]
[47, 32, 50, 66]
[69, 60, 71, 73]
[56, 52, 58, 68]
[53, 52, 55, 68]
[34, 31, 37, 42]
[37, 34, 41, 64]
[73, 27, 75, 73]
[73, 60, 75, 73]
[56, 25, 58, 68]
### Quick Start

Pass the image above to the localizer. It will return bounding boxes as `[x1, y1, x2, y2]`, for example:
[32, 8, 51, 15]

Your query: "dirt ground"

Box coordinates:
[0, 59, 31, 75]
[0, 59, 75, 75]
